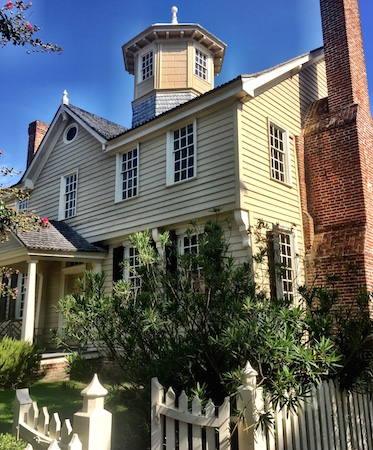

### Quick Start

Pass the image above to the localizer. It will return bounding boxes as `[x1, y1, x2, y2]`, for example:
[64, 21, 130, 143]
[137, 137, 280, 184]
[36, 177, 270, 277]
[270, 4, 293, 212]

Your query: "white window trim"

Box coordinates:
[194, 45, 211, 83]
[115, 145, 140, 203]
[15, 273, 27, 320]
[137, 47, 154, 83]
[63, 123, 79, 144]
[179, 232, 200, 255]
[58, 170, 78, 220]
[272, 225, 300, 304]
[166, 119, 197, 186]
[268, 117, 292, 186]
[16, 197, 29, 212]
[123, 244, 141, 291]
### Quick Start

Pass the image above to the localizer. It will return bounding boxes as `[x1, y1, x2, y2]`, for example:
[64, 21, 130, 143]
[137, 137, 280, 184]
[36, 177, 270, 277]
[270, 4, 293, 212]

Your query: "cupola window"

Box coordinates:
[141, 50, 153, 81]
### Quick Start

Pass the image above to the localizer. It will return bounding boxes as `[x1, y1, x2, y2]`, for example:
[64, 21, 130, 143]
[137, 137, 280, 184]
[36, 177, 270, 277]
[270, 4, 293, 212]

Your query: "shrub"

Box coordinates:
[0, 337, 44, 389]
[0, 433, 26, 450]
[65, 351, 102, 383]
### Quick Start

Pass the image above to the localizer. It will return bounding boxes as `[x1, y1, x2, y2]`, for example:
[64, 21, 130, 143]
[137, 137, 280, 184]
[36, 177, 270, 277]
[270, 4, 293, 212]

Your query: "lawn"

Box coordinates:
[0, 380, 85, 435]
[0, 379, 148, 450]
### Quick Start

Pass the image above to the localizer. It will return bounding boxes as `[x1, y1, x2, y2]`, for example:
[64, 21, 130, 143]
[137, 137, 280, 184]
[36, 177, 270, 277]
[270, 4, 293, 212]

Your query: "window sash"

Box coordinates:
[141, 51, 153, 81]
[121, 149, 138, 200]
[18, 198, 29, 212]
[269, 124, 286, 182]
[64, 173, 77, 218]
[173, 123, 194, 183]
[195, 49, 208, 80]
[278, 233, 294, 302]
[127, 247, 141, 291]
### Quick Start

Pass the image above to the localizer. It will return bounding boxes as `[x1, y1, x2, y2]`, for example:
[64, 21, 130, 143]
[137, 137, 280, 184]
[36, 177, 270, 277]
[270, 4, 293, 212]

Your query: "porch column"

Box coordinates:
[21, 259, 38, 342]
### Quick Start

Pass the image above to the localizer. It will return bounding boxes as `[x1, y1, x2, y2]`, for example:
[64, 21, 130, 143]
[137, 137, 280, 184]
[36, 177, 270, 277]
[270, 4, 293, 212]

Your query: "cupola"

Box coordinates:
[122, 6, 226, 127]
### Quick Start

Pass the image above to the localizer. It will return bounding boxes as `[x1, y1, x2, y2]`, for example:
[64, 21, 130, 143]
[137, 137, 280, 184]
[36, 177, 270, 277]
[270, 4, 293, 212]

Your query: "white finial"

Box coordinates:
[171, 6, 178, 24]
[62, 90, 69, 105]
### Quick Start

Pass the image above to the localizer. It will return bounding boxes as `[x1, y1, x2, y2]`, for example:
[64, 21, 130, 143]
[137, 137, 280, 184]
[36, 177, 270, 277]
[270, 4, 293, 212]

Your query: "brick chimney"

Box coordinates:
[320, 0, 370, 112]
[299, 0, 373, 304]
[27, 120, 49, 168]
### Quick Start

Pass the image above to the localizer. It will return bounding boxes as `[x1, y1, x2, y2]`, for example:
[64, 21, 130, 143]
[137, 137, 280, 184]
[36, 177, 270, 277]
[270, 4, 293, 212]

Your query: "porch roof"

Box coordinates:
[13, 220, 106, 253]
[0, 221, 107, 268]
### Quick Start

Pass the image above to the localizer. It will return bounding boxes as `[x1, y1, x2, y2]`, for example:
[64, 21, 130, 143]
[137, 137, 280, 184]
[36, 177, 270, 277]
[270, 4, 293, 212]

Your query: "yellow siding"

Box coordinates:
[239, 59, 327, 285]
[30, 106, 237, 243]
[38, 261, 61, 347]
[160, 42, 188, 89]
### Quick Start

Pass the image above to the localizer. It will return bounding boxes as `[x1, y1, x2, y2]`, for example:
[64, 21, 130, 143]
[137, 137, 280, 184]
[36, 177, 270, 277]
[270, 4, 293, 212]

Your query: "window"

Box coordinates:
[63, 123, 78, 144]
[15, 273, 27, 319]
[181, 234, 199, 255]
[179, 233, 203, 291]
[278, 233, 294, 302]
[127, 247, 141, 291]
[0, 273, 24, 321]
[167, 121, 196, 185]
[270, 227, 299, 303]
[121, 149, 138, 200]
[195, 48, 208, 81]
[59, 171, 78, 220]
[268, 119, 291, 185]
[141, 50, 153, 81]
[17, 198, 29, 212]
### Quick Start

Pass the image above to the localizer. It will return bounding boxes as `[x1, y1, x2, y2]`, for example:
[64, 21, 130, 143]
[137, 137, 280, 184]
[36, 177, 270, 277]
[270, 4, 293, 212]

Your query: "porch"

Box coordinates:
[0, 220, 106, 345]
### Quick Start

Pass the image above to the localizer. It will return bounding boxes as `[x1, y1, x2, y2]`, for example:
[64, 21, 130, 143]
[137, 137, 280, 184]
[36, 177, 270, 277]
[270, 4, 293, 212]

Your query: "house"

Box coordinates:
[0, 0, 370, 351]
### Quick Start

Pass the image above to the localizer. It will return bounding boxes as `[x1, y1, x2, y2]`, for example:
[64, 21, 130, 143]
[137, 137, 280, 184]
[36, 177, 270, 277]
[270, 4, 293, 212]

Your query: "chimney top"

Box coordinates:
[27, 120, 49, 168]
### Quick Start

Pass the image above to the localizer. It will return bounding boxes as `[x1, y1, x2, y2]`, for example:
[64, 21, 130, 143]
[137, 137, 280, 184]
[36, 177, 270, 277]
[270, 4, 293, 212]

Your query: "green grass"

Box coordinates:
[0, 380, 148, 450]
[0, 380, 85, 435]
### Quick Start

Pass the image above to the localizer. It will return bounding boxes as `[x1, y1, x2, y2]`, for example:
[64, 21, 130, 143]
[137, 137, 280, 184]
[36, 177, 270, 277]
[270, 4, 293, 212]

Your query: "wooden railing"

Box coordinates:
[0, 319, 22, 339]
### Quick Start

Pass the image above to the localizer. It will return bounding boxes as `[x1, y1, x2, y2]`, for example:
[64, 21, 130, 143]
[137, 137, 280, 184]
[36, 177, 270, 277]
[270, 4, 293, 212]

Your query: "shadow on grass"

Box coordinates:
[0, 380, 84, 436]
[0, 380, 150, 450]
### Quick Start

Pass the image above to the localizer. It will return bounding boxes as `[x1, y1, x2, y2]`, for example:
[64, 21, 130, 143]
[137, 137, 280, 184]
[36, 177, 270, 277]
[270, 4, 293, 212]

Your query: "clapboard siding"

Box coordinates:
[38, 262, 62, 346]
[240, 60, 327, 283]
[30, 106, 236, 244]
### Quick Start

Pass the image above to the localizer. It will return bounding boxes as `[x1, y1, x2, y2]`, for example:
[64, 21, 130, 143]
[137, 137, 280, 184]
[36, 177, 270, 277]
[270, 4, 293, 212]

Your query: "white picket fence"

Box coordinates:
[14, 374, 112, 450]
[151, 361, 373, 450]
[264, 379, 373, 450]
[14, 361, 373, 450]
[151, 377, 231, 450]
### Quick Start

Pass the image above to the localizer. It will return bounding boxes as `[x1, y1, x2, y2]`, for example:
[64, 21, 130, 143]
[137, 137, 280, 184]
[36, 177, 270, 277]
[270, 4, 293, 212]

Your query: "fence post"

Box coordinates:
[73, 374, 112, 450]
[237, 361, 266, 450]
[12, 388, 33, 438]
[151, 377, 164, 450]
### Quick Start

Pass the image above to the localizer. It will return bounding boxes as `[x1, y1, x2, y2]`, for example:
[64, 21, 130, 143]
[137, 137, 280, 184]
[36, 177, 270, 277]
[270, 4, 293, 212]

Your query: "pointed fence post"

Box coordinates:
[13, 388, 33, 437]
[68, 433, 83, 450]
[151, 377, 164, 450]
[237, 361, 266, 450]
[73, 374, 112, 450]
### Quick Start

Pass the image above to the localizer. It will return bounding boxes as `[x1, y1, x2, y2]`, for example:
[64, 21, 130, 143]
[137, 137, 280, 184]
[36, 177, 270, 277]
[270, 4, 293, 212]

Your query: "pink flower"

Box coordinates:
[42, 217, 50, 227]
[27, 22, 32, 31]
[29, 2, 32, 5]
[5, 0, 13, 10]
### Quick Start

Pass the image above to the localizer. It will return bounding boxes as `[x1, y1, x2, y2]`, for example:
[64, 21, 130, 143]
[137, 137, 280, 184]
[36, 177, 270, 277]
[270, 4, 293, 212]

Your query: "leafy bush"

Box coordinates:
[0, 433, 26, 450]
[0, 337, 44, 388]
[57, 219, 340, 411]
[65, 351, 102, 383]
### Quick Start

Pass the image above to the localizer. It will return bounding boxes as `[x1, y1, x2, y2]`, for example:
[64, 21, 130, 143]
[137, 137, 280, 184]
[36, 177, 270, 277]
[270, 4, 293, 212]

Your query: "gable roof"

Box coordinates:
[13, 220, 106, 253]
[66, 104, 127, 140]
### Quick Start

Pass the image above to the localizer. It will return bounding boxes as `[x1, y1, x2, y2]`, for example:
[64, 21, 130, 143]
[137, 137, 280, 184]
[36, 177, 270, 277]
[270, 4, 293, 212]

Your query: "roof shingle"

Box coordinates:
[14, 220, 106, 253]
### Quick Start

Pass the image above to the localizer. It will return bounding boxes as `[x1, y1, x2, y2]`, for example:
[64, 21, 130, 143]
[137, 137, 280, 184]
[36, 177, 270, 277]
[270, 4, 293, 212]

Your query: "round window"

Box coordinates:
[64, 124, 78, 143]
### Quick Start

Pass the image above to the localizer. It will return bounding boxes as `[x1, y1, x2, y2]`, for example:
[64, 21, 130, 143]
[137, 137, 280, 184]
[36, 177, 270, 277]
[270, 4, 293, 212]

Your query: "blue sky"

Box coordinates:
[1, 0, 373, 185]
